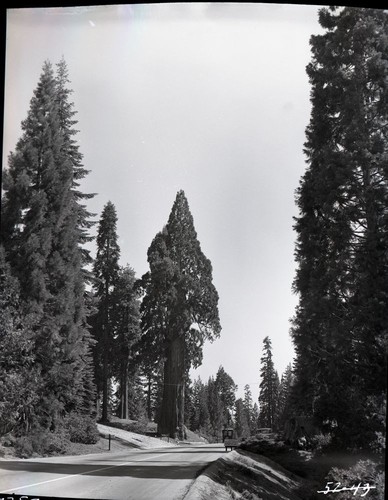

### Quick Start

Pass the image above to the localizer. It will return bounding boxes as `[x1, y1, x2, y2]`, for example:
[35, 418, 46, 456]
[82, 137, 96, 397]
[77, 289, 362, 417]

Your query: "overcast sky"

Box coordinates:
[3, 2, 325, 401]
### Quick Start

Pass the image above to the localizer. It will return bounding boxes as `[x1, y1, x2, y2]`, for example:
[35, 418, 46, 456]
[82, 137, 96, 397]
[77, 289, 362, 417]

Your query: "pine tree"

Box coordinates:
[139, 190, 221, 438]
[276, 364, 294, 430]
[55, 58, 95, 275]
[92, 201, 120, 422]
[207, 376, 223, 440]
[1, 60, 95, 430]
[140, 362, 163, 422]
[258, 336, 278, 429]
[184, 378, 194, 429]
[291, 7, 388, 447]
[126, 371, 147, 421]
[243, 384, 253, 435]
[251, 403, 259, 435]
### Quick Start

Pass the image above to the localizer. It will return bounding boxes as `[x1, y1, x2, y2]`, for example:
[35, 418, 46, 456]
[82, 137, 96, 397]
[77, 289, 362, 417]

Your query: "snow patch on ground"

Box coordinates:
[224, 451, 299, 488]
[184, 464, 233, 500]
[184, 449, 302, 500]
[97, 424, 177, 449]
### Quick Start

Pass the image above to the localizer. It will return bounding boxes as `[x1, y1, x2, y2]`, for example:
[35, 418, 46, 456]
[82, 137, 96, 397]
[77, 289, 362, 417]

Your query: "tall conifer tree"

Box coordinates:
[92, 201, 120, 422]
[1, 60, 95, 429]
[291, 7, 388, 447]
[215, 365, 237, 427]
[258, 337, 278, 429]
[111, 265, 141, 420]
[243, 384, 253, 434]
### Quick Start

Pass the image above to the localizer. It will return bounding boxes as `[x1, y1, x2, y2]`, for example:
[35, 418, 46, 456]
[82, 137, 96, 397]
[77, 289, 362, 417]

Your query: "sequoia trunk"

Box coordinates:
[158, 335, 185, 439]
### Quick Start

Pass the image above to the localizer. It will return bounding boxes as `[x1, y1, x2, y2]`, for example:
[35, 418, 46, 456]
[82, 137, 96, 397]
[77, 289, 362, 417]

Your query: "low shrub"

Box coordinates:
[326, 459, 384, 500]
[240, 437, 288, 456]
[14, 429, 69, 458]
[310, 433, 332, 453]
[65, 413, 99, 444]
[106, 418, 149, 435]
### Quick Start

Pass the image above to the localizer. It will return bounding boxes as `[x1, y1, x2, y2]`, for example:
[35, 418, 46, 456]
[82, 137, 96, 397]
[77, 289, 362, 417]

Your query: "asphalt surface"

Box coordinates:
[0, 443, 226, 500]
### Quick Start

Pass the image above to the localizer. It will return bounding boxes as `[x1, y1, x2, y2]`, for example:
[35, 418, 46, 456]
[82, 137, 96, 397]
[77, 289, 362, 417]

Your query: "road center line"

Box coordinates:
[3, 451, 174, 493]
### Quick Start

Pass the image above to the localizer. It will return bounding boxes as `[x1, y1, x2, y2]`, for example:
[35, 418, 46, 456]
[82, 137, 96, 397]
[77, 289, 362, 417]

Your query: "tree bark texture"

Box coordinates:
[158, 335, 185, 439]
[120, 360, 129, 420]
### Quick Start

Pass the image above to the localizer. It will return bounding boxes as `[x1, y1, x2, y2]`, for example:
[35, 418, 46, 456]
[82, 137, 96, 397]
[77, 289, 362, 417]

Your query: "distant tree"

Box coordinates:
[276, 364, 294, 430]
[92, 201, 120, 422]
[139, 191, 221, 438]
[235, 398, 250, 439]
[141, 364, 163, 422]
[258, 337, 278, 429]
[184, 378, 195, 429]
[0, 60, 95, 430]
[126, 371, 147, 421]
[291, 7, 388, 448]
[276, 363, 294, 429]
[215, 366, 237, 427]
[111, 266, 141, 420]
[251, 403, 259, 435]
[190, 377, 210, 434]
[135, 283, 164, 423]
[243, 384, 254, 434]
[207, 376, 223, 440]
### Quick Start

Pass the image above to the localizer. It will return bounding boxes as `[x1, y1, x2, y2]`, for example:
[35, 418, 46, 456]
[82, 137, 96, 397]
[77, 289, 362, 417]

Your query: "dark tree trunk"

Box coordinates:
[120, 360, 129, 420]
[102, 352, 109, 422]
[158, 335, 185, 439]
[147, 374, 152, 421]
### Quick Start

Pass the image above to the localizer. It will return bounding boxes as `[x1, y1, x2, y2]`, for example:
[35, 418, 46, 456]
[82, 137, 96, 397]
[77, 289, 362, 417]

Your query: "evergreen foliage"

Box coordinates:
[207, 376, 225, 440]
[258, 336, 278, 429]
[139, 190, 221, 438]
[215, 365, 237, 427]
[0, 60, 96, 434]
[0, 247, 39, 435]
[251, 403, 259, 434]
[291, 7, 388, 448]
[186, 369, 237, 441]
[189, 377, 210, 434]
[111, 266, 141, 419]
[92, 201, 121, 422]
[276, 364, 294, 430]
[243, 384, 254, 434]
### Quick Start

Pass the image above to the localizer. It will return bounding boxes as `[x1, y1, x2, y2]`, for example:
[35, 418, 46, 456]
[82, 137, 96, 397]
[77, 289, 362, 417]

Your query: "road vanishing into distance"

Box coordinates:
[0, 444, 225, 500]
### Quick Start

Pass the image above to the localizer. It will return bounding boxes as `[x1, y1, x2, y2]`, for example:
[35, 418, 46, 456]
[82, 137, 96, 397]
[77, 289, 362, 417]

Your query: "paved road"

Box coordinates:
[0, 443, 225, 499]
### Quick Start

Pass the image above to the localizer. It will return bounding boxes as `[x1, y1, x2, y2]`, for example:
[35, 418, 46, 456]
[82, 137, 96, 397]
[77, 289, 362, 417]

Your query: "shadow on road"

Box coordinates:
[0, 460, 210, 480]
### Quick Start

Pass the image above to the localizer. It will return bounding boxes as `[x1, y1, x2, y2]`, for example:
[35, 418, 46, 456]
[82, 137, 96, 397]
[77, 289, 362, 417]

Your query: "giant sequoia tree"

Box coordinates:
[140, 191, 221, 438]
[291, 7, 388, 447]
[1, 60, 95, 431]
